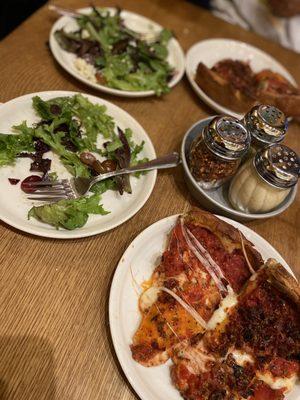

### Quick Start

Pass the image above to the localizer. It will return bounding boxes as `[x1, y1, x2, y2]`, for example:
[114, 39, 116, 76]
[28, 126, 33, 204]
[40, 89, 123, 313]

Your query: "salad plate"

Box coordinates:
[0, 91, 156, 239]
[49, 7, 185, 97]
[109, 213, 298, 400]
[185, 38, 297, 118]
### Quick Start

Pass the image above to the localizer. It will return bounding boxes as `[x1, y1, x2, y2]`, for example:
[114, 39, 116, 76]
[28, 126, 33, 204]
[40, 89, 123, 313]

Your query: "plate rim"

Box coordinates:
[0, 90, 157, 239]
[181, 116, 297, 220]
[185, 38, 297, 118]
[49, 7, 185, 98]
[109, 213, 296, 400]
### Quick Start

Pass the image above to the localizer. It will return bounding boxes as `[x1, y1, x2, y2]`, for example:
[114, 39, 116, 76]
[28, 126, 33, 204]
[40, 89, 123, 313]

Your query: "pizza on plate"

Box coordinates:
[131, 209, 263, 366]
[171, 259, 300, 400]
[194, 59, 300, 117]
[130, 209, 300, 399]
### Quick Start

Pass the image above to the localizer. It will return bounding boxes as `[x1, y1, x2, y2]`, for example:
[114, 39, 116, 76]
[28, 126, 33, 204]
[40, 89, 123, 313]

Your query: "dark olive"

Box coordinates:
[92, 160, 107, 174]
[80, 152, 97, 167]
[101, 159, 117, 172]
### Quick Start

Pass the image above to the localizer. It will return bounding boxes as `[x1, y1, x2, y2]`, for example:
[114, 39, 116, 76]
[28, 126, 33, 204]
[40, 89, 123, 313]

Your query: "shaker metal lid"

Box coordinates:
[204, 116, 250, 160]
[244, 104, 288, 145]
[254, 144, 300, 188]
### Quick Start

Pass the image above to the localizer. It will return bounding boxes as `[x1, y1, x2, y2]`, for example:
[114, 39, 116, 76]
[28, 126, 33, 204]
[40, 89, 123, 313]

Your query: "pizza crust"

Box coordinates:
[183, 207, 264, 271]
[194, 62, 257, 113]
[263, 258, 300, 308]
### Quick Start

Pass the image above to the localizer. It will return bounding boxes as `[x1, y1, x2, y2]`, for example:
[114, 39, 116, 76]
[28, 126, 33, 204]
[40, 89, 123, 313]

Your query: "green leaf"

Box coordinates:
[34, 125, 90, 177]
[55, 8, 173, 96]
[157, 28, 173, 45]
[90, 178, 117, 194]
[28, 194, 109, 230]
[12, 121, 35, 136]
[0, 132, 34, 167]
[72, 94, 115, 142]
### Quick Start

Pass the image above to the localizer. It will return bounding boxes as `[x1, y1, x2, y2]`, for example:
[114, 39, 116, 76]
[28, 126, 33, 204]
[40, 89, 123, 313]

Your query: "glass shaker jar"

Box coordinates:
[229, 144, 299, 213]
[189, 116, 250, 190]
[243, 104, 288, 153]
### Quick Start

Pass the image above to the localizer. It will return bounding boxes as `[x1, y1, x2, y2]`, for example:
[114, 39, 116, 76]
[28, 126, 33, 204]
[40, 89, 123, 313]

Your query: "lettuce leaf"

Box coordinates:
[0, 132, 34, 167]
[32, 94, 115, 149]
[90, 178, 117, 194]
[28, 193, 109, 230]
[33, 125, 91, 178]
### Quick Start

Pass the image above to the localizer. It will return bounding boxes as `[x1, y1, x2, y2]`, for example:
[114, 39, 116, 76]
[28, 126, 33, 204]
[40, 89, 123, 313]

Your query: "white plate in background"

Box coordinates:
[109, 214, 298, 400]
[0, 91, 156, 239]
[49, 8, 185, 97]
[186, 38, 297, 118]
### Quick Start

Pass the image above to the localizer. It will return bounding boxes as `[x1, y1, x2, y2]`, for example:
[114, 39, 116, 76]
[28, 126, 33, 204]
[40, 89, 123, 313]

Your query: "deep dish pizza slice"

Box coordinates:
[131, 209, 263, 367]
[172, 259, 300, 400]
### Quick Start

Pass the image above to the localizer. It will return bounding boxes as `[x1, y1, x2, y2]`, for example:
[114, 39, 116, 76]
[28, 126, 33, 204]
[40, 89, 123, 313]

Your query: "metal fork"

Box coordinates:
[27, 152, 180, 202]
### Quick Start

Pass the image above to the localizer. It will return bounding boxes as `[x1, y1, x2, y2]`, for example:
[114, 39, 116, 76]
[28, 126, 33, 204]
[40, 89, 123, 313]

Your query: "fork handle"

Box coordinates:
[89, 152, 181, 187]
[49, 4, 81, 17]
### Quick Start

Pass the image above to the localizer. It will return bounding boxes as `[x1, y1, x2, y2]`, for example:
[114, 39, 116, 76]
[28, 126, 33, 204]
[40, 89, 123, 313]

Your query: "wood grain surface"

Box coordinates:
[0, 1, 299, 399]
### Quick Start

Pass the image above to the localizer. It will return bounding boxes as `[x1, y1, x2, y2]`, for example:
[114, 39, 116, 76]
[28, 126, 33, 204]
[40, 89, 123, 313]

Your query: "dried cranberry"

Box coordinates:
[61, 137, 78, 152]
[8, 178, 20, 185]
[34, 138, 50, 154]
[50, 104, 62, 115]
[17, 152, 35, 160]
[30, 158, 51, 174]
[54, 123, 69, 134]
[21, 175, 42, 193]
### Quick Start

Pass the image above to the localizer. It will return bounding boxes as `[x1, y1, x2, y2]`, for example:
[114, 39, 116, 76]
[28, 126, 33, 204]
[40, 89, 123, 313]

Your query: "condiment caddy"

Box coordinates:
[181, 105, 299, 221]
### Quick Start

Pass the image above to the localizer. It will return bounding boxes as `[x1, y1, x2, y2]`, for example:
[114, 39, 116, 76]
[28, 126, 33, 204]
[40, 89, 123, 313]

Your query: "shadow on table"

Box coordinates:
[0, 335, 56, 400]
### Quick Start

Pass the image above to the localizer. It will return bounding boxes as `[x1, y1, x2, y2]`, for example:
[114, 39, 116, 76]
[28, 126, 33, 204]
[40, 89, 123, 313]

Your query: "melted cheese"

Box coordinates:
[231, 350, 254, 366]
[256, 371, 298, 392]
[140, 286, 159, 311]
[180, 220, 230, 294]
[178, 343, 215, 374]
[207, 290, 237, 330]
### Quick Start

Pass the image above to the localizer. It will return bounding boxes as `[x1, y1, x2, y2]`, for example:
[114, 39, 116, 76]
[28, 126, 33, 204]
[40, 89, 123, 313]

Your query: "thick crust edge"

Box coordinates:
[263, 258, 300, 308]
[183, 207, 264, 271]
[194, 62, 256, 113]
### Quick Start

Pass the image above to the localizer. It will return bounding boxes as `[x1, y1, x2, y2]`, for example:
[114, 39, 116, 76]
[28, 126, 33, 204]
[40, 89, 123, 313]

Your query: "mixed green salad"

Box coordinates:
[0, 94, 146, 230]
[54, 7, 174, 95]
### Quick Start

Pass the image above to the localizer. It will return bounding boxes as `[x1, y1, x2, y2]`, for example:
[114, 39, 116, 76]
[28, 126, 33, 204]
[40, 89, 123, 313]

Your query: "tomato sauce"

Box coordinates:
[131, 343, 159, 364]
[187, 224, 251, 292]
[268, 357, 299, 378]
[226, 281, 300, 359]
[251, 382, 284, 400]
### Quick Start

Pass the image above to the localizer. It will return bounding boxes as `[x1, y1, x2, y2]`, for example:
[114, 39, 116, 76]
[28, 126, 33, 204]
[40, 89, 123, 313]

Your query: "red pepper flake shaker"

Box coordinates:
[189, 116, 250, 190]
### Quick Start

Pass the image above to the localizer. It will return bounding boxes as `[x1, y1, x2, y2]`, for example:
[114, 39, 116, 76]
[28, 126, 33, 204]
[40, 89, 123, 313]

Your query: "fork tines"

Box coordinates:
[26, 180, 63, 187]
[27, 179, 75, 202]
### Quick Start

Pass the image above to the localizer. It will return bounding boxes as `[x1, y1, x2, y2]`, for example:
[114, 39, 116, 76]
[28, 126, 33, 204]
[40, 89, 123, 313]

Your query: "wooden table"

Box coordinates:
[0, 1, 299, 399]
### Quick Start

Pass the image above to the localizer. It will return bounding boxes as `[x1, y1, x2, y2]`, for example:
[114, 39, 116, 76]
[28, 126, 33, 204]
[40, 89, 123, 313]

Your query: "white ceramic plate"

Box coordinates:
[185, 38, 297, 118]
[49, 8, 185, 97]
[0, 91, 156, 239]
[109, 214, 298, 400]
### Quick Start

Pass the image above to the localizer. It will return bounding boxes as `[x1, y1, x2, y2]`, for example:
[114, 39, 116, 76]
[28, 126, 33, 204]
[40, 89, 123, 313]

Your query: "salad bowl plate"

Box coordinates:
[49, 8, 185, 97]
[0, 91, 156, 239]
